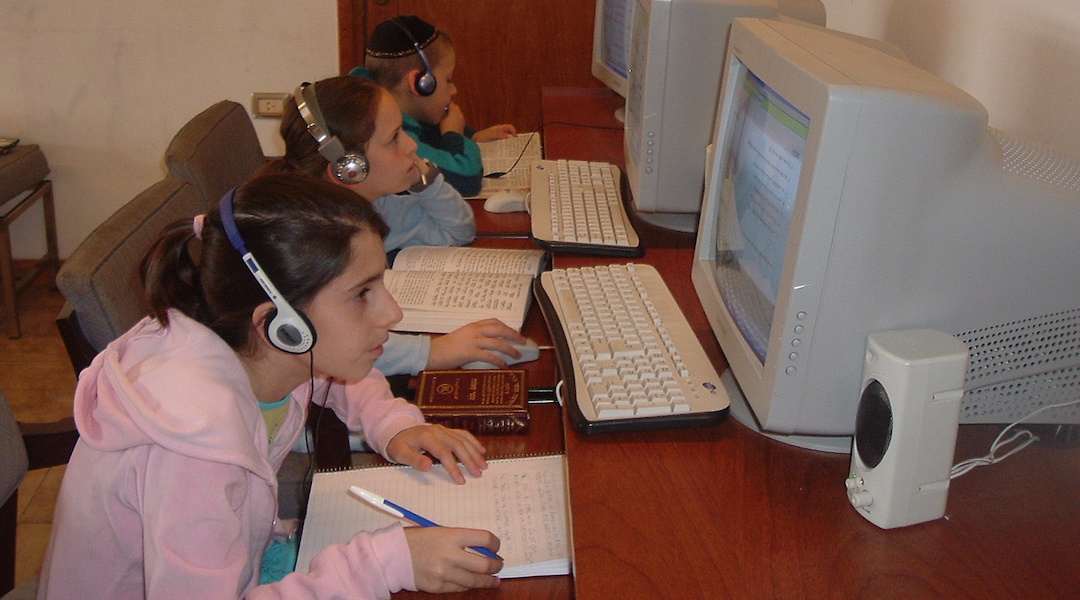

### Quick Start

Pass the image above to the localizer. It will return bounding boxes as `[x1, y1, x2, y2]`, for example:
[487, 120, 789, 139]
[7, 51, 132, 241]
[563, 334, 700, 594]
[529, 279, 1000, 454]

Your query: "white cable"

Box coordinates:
[554, 380, 565, 407]
[950, 397, 1080, 478]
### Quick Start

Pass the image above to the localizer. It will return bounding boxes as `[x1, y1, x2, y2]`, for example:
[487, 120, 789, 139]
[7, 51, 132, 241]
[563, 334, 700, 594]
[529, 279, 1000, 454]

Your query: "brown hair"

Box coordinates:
[140, 173, 389, 350]
[274, 76, 385, 179]
[365, 32, 454, 92]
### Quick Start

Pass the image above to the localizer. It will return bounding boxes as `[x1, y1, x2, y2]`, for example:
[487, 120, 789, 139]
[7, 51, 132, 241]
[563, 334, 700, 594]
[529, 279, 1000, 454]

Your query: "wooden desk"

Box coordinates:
[353, 87, 1080, 599]
[541, 88, 1080, 600]
[538, 87, 626, 169]
[469, 199, 531, 238]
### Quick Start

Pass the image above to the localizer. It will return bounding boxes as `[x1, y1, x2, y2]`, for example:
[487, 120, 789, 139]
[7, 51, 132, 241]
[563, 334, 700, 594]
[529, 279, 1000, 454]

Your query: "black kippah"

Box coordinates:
[366, 16, 439, 58]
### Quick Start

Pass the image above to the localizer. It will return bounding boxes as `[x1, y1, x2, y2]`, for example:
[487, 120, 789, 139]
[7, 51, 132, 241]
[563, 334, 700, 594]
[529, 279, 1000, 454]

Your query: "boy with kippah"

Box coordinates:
[351, 15, 517, 197]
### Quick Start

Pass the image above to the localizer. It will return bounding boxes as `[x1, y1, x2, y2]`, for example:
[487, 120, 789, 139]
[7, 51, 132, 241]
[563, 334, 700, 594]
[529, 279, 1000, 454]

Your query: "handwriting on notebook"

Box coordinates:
[296, 454, 571, 579]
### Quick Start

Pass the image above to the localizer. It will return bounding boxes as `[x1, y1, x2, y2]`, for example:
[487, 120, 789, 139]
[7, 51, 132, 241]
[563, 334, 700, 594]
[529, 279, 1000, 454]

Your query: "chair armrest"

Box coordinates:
[19, 418, 78, 471]
[55, 302, 98, 376]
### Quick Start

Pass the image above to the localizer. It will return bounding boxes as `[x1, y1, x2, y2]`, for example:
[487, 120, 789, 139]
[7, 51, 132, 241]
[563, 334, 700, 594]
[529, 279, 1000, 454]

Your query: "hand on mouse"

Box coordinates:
[427, 319, 527, 370]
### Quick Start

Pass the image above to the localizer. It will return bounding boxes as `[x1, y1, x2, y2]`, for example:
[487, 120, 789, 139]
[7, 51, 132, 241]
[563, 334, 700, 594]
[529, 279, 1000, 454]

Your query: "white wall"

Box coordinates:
[5, 1, 1079, 260]
[822, 0, 1080, 158]
[0, 1, 338, 259]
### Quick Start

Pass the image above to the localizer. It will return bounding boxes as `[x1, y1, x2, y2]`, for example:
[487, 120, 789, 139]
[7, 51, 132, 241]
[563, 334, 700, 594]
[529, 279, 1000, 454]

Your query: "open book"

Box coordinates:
[472, 132, 543, 198]
[384, 245, 547, 333]
[296, 454, 571, 579]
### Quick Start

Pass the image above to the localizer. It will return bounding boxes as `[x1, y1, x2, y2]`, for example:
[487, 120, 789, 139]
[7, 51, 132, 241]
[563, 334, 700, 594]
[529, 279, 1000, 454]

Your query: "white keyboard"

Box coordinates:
[529, 159, 643, 257]
[536, 263, 730, 434]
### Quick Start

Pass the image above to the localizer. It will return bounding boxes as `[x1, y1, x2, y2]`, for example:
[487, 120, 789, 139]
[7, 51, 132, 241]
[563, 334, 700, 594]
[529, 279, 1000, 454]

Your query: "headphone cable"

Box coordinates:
[481, 119, 621, 179]
[483, 132, 537, 179]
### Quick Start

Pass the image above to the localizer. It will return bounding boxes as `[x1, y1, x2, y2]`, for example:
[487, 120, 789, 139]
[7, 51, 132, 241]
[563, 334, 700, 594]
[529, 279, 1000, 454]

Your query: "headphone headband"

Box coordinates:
[294, 82, 347, 162]
[389, 18, 437, 97]
[292, 81, 370, 184]
[219, 188, 316, 354]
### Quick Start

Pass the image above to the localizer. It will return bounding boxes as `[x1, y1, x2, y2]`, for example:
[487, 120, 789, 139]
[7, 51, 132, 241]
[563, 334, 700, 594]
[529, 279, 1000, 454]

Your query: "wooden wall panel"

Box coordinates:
[338, 0, 603, 132]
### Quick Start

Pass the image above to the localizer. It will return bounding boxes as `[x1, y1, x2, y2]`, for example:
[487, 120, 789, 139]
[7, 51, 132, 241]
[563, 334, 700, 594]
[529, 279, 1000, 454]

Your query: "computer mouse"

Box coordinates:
[461, 338, 541, 369]
[483, 189, 529, 213]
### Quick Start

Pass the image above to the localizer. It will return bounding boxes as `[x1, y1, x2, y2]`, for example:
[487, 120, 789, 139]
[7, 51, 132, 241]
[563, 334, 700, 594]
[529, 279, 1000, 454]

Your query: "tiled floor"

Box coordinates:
[2, 265, 77, 588]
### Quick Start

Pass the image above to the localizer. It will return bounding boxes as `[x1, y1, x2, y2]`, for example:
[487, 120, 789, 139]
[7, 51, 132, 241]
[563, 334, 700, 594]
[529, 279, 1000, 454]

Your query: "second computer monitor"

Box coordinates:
[624, 0, 825, 232]
[592, 0, 634, 101]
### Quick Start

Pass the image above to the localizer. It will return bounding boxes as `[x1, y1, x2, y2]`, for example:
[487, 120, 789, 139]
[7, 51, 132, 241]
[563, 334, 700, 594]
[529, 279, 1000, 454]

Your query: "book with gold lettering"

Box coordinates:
[415, 369, 529, 434]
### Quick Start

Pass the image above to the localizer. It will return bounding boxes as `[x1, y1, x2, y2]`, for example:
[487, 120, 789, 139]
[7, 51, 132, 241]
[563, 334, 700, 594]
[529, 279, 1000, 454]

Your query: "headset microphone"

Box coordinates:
[219, 189, 316, 354]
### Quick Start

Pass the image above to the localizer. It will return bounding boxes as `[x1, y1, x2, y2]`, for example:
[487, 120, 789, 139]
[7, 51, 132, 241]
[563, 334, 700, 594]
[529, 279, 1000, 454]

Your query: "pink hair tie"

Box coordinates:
[192, 214, 206, 240]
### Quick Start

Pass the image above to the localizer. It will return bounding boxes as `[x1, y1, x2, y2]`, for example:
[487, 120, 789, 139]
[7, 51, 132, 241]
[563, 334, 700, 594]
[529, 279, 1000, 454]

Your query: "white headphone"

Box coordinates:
[219, 188, 316, 354]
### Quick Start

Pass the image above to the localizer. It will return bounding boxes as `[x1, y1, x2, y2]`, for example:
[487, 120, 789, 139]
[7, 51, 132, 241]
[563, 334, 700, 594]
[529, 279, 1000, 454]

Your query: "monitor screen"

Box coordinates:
[692, 18, 1080, 452]
[624, 0, 825, 233]
[714, 69, 808, 364]
[591, 0, 634, 99]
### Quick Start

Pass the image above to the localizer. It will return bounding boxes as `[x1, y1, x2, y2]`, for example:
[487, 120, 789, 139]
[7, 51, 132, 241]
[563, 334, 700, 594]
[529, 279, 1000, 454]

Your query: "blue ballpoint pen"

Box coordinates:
[348, 485, 503, 560]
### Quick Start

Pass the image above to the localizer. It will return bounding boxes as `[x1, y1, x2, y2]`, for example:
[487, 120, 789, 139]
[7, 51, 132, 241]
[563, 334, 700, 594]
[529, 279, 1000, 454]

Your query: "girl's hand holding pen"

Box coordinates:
[405, 526, 503, 592]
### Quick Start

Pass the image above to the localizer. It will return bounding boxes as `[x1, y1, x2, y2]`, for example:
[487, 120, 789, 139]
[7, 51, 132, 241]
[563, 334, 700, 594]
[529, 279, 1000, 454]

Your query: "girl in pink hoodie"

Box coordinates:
[37, 173, 503, 599]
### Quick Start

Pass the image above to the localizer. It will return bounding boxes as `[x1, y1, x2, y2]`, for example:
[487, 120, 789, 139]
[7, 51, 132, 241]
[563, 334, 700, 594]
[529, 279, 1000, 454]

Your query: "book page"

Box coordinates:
[480, 167, 532, 194]
[385, 271, 533, 315]
[472, 132, 543, 198]
[392, 246, 545, 276]
[384, 270, 534, 333]
[296, 455, 570, 579]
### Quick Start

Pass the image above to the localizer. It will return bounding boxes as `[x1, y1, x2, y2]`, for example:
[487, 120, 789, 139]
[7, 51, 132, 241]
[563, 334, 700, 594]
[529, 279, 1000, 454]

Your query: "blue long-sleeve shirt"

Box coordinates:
[372, 172, 476, 376]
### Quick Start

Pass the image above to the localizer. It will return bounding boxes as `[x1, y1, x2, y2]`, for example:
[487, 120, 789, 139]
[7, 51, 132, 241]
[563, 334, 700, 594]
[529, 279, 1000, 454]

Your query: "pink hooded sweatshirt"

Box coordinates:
[37, 310, 425, 599]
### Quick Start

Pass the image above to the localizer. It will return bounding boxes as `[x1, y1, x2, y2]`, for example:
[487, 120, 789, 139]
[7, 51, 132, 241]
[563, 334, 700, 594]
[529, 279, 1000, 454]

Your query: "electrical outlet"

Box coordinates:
[251, 92, 290, 118]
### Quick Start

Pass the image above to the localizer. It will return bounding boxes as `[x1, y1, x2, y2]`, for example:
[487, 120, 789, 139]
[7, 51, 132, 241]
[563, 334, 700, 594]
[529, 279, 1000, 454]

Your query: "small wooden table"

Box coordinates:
[0, 144, 58, 338]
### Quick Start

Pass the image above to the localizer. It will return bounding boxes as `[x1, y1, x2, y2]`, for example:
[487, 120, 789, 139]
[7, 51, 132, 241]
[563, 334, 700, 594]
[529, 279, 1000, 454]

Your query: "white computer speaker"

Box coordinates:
[845, 329, 969, 529]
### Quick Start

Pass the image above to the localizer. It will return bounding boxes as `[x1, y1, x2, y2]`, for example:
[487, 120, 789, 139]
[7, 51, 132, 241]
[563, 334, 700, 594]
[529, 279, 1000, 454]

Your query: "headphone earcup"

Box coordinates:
[265, 305, 317, 355]
[415, 70, 437, 97]
[334, 152, 369, 184]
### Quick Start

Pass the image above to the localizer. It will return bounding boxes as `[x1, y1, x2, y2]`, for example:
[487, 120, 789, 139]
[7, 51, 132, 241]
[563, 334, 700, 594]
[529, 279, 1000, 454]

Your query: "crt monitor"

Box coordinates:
[591, 0, 634, 101]
[624, 0, 826, 233]
[691, 18, 1080, 452]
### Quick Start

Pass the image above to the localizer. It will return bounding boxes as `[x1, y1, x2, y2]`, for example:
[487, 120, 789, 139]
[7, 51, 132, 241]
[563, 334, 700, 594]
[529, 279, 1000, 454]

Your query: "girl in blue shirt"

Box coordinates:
[265, 76, 526, 377]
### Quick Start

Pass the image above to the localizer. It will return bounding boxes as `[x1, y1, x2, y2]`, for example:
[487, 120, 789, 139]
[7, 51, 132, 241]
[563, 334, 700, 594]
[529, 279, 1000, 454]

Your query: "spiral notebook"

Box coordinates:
[296, 454, 571, 579]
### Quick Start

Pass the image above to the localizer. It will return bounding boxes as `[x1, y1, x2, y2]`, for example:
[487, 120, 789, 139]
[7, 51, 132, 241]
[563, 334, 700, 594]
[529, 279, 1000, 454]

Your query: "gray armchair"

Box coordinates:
[55, 177, 203, 373]
[164, 100, 268, 209]
[1, 387, 77, 600]
[0, 388, 28, 597]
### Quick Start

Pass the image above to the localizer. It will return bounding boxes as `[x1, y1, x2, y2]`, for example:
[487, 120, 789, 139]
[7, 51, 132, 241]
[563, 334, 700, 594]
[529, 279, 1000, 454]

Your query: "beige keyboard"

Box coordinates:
[529, 159, 643, 257]
[536, 263, 729, 433]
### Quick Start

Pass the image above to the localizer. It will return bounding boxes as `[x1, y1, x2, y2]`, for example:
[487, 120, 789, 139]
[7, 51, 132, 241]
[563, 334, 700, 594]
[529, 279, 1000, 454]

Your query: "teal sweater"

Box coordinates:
[351, 66, 484, 196]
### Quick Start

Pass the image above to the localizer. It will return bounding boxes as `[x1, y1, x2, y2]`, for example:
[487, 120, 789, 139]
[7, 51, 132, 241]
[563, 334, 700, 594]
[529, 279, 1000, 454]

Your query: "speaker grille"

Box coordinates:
[855, 379, 892, 469]
[990, 128, 1080, 192]
[957, 309, 1080, 424]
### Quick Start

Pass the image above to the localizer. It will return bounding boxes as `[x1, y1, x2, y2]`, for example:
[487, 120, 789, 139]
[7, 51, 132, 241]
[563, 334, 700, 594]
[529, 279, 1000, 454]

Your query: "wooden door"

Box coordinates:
[337, 0, 602, 132]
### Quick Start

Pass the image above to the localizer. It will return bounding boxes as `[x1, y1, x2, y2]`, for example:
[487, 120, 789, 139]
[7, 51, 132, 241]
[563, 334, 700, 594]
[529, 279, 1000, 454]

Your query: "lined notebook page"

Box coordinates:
[296, 454, 570, 579]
